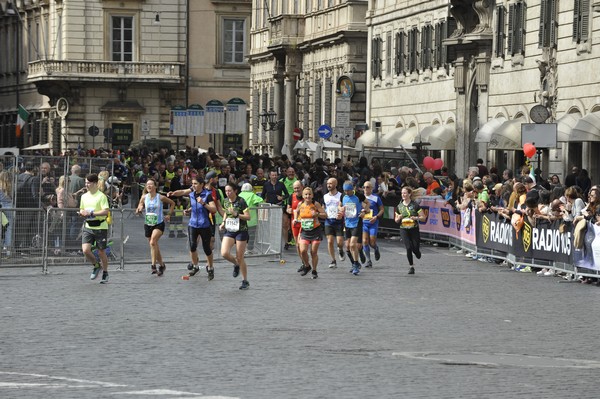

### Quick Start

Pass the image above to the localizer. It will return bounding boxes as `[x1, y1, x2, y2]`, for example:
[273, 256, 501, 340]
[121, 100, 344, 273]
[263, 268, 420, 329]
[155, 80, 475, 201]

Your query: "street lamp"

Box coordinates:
[259, 108, 284, 131]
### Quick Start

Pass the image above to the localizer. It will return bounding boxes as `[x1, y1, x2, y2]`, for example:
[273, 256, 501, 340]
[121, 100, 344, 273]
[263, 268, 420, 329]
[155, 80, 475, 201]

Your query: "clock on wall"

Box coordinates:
[529, 104, 550, 123]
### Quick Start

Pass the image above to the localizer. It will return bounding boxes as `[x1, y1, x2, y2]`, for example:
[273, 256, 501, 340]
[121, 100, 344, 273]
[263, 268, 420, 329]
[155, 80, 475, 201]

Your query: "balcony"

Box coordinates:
[268, 15, 305, 50]
[27, 60, 184, 86]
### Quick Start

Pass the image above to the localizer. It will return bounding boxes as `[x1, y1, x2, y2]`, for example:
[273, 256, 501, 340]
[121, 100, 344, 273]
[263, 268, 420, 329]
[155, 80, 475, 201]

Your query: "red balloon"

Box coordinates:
[433, 158, 444, 170]
[523, 143, 536, 158]
[423, 156, 435, 169]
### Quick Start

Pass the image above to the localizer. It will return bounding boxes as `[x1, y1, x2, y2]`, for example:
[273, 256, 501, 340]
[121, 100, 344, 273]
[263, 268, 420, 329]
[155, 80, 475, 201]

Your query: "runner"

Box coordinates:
[295, 187, 326, 279]
[136, 178, 175, 276]
[394, 186, 426, 274]
[79, 174, 111, 284]
[220, 183, 251, 289]
[168, 178, 217, 280]
[322, 178, 345, 269]
[286, 180, 305, 272]
[204, 170, 224, 256]
[340, 181, 368, 276]
[361, 181, 384, 268]
[280, 167, 298, 249]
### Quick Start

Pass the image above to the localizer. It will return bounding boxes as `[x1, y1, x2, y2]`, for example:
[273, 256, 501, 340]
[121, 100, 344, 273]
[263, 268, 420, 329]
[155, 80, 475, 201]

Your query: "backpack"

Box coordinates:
[16, 174, 37, 208]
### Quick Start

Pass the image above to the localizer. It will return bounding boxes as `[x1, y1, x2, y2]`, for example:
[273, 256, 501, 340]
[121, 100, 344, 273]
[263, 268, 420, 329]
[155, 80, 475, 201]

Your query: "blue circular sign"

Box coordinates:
[318, 124, 333, 139]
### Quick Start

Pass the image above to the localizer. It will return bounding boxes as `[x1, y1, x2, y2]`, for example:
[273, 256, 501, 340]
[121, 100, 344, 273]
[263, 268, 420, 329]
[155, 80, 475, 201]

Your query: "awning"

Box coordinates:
[475, 117, 507, 143]
[419, 123, 456, 150]
[293, 141, 306, 150]
[556, 113, 581, 142]
[381, 126, 418, 148]
[23, 143, 51, 150]
[570, 112, 600, 142]
[322, 141, 356, 151]
[487, 118, 525, 150]
[355, 130, 377, 149]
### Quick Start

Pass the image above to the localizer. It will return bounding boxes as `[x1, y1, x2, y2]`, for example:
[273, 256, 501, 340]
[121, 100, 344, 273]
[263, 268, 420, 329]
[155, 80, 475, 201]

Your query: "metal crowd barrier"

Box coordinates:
[0, 204, 283, 274]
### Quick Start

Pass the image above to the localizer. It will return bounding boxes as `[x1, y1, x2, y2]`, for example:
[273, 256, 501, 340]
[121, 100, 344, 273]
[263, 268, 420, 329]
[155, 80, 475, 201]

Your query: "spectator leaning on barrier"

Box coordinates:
[239, 182, 264, 252]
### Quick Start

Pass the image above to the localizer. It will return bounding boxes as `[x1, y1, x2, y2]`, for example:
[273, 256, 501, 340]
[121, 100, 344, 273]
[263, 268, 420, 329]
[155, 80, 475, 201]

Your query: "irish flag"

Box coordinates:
[16, 104, 29, 138]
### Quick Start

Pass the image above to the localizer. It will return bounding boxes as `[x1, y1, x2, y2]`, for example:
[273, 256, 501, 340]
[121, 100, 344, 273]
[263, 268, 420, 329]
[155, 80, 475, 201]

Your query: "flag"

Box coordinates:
[16, 104, 29, 138]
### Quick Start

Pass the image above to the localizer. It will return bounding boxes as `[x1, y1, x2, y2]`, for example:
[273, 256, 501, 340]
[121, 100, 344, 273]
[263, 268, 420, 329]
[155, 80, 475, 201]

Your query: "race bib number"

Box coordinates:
[300, 219, 315, 231]
[145, 212, 158, 226]
[345, 203, 357, 218]
[225, 217, 240, 232]
[364, 210, 373, 220]
[326, 205, 338, 219]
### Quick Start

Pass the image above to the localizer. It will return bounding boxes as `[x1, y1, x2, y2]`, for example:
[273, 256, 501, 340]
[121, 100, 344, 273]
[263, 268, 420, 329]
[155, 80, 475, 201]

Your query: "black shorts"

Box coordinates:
[188, 226, 212, 255]
[344, 220, 363, 242]
[324, 223, 344, 237]
[223, 230, 250, 242]
[144, 222, 166, 238]
[82, 228, 108, 250]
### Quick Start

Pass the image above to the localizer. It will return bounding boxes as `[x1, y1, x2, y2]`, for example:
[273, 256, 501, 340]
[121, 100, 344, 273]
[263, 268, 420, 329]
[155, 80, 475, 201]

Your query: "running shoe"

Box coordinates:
[311, 270, 318, 279]
[187, 263, 194, 271]
[328, 260, 337, 269]
[151, 264, 157, 275]
[352, 265, 360, 275]
[157, 264, 166, 277]
[359, 249, 366, 263]
[239, 280, 250, 290]
[365, 260, 373, 268]
[300, 265, 311, 276]
[408, 266, 415, 275]
[374, 246, 381, 261]
[297, 264, 306, 272]
[90, 263, 102, 280]
[100, 272, 109, 284]
[188, 266, 200, 277]
[233, 264, 240, 278]
[206, 266, 215, 281]
[338, 248, 345, 261]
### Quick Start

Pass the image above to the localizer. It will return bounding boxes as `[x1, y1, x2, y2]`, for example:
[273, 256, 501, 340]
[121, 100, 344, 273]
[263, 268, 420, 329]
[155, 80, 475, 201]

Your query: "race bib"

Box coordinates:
[218, 177, 227, 187]
[145, 212, 158, 226]
[326, 205, 338, 219]
[300, 218, 315, 231]
[345, 203, 357, 218]
[401, 218, 415, 228]
[364, 210, 373, 220]
[225, 217, 240, 232]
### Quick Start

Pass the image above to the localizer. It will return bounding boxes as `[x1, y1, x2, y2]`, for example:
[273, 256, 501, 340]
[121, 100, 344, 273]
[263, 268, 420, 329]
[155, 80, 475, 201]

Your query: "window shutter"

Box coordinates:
[371, 38, 378, 78]
[538, 0, 547, 48]
[420, 27, 427, 70]
[495, 5, 505, 57]
[573, 0, 581, 41]
[549, 0, 558, 48]
[508, 3, 515, 55]
[434, 22, 442, 68]
[519, 2, 527, 55]
[581, 0, 590, 42]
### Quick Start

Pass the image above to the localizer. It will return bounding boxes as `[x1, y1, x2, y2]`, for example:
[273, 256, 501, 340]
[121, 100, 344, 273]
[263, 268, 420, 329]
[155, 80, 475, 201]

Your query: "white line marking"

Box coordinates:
[0, 371, 128, 387]
[111, 390, 238, 398]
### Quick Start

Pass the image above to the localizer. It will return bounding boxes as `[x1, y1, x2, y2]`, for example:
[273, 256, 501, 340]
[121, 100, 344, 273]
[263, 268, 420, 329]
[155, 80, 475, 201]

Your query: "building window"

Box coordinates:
[420, 24, 433, 71]
[386, 32, 392, 76]
[407, 27, 418, 73]
[507, 1, 526, 56]
[539, 0, 558, 48]
[371, 36, 382, 79]
[223, 19, 246, 64]
[112, 16, 133, 61]
[573, 0, 590, 43]
[435, 18, 456, 68]
[395, 31, 406, 76]
[495, 5, 506, 57]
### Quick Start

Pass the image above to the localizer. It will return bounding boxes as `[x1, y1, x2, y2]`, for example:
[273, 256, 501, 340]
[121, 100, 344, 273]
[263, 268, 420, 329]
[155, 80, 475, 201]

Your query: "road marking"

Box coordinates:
[111, 390, 238, 398]
[0, 371, 128, 387]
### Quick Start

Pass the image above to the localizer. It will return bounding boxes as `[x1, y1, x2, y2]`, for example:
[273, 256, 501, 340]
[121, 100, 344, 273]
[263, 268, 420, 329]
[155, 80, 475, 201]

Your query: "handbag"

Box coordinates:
[574, 218, 588, 249]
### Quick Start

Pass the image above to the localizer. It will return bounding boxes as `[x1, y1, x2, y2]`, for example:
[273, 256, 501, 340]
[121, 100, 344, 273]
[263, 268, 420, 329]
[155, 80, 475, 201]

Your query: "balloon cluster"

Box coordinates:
[523, 142, 537, 158]
[423, 156, 444, 170]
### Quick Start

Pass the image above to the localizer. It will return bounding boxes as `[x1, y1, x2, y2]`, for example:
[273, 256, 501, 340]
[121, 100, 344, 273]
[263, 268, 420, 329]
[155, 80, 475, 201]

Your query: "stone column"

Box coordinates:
[272, 64, 285, 155]
[454, 54, 468, 178]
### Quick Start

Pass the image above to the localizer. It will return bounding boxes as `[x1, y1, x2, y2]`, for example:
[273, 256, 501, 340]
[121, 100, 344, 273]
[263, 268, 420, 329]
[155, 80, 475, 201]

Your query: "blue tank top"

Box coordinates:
[189, 189, 212, 228]
[144, 194, 164, 225]
[342, 194, 361, 229]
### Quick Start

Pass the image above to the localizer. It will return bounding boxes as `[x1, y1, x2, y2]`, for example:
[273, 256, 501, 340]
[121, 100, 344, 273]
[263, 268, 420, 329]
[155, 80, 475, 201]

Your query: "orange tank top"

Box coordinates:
[297, 202, 320, 228]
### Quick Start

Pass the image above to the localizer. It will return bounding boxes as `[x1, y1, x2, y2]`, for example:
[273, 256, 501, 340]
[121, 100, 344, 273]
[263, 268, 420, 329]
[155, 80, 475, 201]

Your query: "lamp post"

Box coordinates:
[259, 108, 284, 152]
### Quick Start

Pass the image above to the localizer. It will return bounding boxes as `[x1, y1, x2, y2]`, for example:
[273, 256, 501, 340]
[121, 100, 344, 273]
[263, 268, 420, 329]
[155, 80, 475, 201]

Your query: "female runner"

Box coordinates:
[220, 183, 252, 290]
[168, 178, 217, 280]
[136, 179, 175, 276]
[286, 180, 304, 272]
[295, 187, 327, 279]
[394, 186, 426, 274]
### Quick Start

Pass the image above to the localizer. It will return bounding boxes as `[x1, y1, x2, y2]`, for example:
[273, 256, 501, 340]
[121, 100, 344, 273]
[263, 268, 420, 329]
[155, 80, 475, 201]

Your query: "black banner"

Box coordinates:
[476, 211, 572, 263]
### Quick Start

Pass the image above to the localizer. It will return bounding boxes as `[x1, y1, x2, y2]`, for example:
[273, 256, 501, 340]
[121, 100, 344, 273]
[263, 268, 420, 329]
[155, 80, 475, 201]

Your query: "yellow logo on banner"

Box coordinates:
[421, 206, 429, 224]
[482, 215, 490, 243]
[522, 221, 532, 252]
[456, 213, 461, 231]
[440, 208, 451, 228]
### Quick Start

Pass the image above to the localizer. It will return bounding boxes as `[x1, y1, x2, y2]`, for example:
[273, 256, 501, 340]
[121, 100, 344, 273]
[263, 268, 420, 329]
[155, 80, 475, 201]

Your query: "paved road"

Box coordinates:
[2, 237, 600, 399]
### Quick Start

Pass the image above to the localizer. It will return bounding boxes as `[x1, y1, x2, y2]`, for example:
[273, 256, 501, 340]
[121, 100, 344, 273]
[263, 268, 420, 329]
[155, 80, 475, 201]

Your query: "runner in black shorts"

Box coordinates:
[220, 183, 251, 290]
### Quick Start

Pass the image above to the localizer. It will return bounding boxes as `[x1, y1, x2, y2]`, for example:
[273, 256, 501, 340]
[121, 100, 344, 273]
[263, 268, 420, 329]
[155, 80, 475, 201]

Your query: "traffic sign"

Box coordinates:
[318, 124, 333, 139]
[293, 128, 304, 141]
[88, 125, 99, 137]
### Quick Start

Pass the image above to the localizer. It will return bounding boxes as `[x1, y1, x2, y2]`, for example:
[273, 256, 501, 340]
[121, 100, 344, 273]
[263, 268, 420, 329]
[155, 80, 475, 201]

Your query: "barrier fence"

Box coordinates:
[0, 204, 283, 273]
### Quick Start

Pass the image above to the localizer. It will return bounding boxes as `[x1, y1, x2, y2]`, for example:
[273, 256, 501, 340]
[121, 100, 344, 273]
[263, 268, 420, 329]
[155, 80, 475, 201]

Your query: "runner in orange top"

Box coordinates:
[286, 180, 304, 272]
[294, 187, 327, 279]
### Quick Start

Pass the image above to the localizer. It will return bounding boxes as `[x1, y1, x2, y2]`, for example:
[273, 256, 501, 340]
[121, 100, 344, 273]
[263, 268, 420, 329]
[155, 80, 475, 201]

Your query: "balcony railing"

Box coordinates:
[27, 60, 184, 85]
